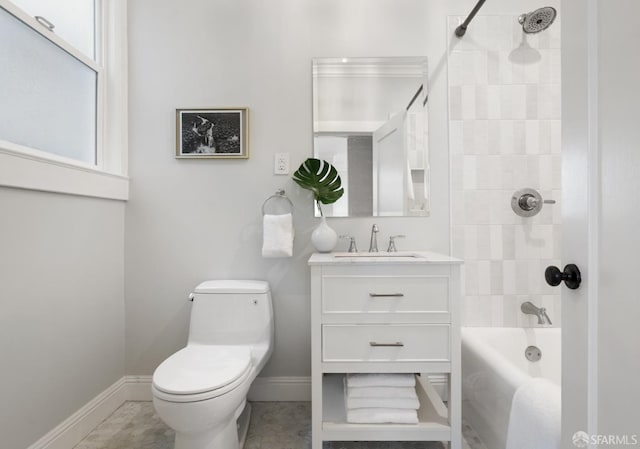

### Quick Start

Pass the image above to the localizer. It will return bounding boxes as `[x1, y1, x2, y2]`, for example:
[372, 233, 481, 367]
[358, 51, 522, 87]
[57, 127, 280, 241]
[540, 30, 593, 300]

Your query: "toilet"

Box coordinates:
[152, 280, 274, 449]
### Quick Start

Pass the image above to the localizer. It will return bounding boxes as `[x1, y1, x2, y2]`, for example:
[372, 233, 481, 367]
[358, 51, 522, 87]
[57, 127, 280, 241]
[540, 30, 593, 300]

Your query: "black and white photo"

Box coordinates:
[176, 108, 249, 158]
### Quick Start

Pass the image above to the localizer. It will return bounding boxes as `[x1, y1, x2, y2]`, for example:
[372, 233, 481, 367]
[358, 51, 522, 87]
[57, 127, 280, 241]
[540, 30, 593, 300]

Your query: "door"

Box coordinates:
[373, 111, 407, 216]
[562, 0, 640, 446]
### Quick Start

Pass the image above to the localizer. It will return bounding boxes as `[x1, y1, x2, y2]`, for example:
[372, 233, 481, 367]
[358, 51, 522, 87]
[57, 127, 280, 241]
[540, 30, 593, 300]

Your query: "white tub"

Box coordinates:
[461, 327, 561, 449]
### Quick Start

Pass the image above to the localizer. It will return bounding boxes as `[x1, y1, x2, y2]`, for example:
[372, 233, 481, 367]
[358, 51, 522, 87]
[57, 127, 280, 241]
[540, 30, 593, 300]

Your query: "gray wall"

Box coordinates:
[126, 0, 449, 377]
[125, 0, 556, 377]
[0, 188, 125, 449]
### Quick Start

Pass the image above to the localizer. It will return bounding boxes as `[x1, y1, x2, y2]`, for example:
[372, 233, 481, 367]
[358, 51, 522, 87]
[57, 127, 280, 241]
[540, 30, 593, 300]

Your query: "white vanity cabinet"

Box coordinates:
[308, 252, 463, 449]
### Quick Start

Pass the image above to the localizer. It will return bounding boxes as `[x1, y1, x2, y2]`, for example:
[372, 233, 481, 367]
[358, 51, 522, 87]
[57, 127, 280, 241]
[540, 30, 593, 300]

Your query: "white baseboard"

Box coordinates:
[248, 376, 311, 401]
[27, 378, 128, 449]
[27, 373, 445, 449]
[124, 375, 153, 401]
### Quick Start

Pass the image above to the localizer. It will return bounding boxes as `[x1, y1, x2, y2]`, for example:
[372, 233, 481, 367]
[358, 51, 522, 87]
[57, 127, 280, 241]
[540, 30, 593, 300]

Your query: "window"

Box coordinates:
[0, 0, 128, 200]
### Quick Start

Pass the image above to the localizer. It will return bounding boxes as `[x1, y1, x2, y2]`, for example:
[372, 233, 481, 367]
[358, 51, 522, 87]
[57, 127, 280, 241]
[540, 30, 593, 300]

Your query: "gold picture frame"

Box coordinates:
[176, 108, 249, 159]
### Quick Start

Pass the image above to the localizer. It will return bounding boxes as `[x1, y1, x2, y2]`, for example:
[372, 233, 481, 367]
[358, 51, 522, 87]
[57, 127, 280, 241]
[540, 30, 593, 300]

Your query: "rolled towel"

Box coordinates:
[346, 396, 420, 410]
[346, 373, 416, 388]
[347, 408, 418, 424]
[347, 386, 418, 399]
[261, 213, 293, 258]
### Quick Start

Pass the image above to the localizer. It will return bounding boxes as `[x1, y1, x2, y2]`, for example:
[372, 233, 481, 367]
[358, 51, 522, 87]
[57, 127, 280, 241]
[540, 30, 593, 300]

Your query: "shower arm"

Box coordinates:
[455, 0, 487, 38]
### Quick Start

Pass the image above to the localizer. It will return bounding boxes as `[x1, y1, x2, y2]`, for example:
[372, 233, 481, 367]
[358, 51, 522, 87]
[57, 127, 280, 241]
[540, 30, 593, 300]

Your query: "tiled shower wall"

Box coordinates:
[447, 15, 562, 327]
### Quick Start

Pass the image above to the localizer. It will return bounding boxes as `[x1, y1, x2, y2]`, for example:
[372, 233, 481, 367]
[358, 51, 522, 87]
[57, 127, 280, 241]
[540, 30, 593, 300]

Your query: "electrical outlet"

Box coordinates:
[274, 153, 290, 175]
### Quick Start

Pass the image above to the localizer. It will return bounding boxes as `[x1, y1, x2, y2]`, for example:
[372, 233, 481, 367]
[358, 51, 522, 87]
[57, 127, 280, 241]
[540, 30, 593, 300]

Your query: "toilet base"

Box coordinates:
[174, 417, 239, 449]
[172, 401, 252, 449]
[237, 402, 252, 448]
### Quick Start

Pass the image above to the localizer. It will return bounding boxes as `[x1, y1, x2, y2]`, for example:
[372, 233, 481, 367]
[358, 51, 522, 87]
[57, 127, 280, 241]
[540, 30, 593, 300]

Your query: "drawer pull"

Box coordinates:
[369, 293, 404, 298]
[369, 341, 405, 347]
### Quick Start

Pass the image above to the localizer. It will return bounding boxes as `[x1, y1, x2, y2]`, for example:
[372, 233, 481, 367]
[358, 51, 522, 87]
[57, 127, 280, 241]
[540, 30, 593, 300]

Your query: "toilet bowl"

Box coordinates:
[152, 280, 274, 449]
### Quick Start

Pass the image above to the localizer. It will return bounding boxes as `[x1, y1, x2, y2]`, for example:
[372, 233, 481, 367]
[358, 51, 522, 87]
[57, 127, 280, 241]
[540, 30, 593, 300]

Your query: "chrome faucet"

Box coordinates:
[521, 301, 552, 325]
[368, 224, 379, 252]
[387, 235, 405, 252]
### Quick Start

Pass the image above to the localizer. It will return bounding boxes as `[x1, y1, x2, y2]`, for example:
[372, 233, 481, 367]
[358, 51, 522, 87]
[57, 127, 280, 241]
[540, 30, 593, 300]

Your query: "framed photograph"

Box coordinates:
[176, 108, 249, 159]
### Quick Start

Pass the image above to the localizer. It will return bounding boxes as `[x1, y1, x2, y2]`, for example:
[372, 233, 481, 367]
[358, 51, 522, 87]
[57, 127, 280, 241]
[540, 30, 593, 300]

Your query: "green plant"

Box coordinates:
[292, 158, 344, 216]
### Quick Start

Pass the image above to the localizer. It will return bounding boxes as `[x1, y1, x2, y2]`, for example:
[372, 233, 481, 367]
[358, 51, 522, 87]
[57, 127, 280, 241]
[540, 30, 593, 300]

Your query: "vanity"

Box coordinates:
[309, 251, 463, 449]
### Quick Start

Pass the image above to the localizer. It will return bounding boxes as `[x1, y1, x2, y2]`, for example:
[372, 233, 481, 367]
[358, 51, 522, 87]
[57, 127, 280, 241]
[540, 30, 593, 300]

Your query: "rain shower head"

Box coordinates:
[518, 6, 557, 33]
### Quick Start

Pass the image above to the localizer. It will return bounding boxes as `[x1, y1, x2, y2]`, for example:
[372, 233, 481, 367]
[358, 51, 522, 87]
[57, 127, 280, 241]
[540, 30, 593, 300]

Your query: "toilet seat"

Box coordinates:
[152, 345, 252, 403]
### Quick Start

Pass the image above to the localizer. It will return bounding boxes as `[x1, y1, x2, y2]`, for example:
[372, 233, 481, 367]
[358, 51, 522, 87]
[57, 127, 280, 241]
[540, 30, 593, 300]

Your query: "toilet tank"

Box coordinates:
[187, 280, 273, 346]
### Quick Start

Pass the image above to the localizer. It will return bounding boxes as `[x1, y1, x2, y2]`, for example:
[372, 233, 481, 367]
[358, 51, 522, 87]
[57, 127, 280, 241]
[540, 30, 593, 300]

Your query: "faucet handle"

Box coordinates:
[339, 235, 358, 253]
[541, 307, 552, 325]
[387, 235, 406, 252]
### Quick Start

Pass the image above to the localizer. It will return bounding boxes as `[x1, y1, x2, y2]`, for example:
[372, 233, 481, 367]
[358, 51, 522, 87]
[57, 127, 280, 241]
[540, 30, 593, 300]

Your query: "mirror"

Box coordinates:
[312, 57, 429, 217]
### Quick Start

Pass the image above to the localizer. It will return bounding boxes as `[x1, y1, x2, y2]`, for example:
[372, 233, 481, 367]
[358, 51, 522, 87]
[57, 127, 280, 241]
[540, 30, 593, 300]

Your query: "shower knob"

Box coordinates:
[545, 264, 582, 290]
[511, 188, 555, 217]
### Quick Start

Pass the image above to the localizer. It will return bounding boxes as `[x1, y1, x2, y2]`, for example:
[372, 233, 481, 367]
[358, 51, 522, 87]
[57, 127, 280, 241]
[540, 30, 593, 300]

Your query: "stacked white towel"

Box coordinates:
[344, 374, 419, 424]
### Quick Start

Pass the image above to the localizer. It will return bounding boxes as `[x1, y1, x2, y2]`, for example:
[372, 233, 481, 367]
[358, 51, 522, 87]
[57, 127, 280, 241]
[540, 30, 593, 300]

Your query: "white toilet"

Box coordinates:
[152, 280, 274, 449]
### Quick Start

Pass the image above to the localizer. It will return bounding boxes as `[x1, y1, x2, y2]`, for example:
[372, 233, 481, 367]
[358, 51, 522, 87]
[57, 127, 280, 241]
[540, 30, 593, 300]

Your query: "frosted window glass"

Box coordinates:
[0, 7, 97, 164]
[10, 0, 95, 59]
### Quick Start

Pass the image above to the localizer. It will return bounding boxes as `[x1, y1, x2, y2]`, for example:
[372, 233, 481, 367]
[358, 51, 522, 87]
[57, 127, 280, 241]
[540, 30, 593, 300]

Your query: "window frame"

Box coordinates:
[0, 0, 129, 200]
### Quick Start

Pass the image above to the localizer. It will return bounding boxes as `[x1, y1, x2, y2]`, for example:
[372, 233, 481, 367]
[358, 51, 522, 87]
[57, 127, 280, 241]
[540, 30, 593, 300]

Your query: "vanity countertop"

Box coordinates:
[308, 251, 463, 265]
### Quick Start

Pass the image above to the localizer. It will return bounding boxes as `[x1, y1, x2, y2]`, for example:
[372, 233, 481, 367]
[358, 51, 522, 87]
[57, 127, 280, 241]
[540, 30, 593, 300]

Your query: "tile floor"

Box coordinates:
[74, 402, 487, 449]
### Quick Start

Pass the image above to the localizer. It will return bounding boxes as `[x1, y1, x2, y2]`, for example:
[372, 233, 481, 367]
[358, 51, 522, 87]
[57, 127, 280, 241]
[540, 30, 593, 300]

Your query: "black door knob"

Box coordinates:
[545, 264, 582, 289]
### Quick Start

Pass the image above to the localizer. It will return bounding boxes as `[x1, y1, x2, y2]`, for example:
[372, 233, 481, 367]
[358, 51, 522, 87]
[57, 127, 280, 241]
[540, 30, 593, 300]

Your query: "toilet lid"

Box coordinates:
[152, 345, 251, 395]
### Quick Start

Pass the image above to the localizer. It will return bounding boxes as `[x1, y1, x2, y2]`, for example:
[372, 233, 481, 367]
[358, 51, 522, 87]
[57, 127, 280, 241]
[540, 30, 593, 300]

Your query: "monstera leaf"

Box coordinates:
[293, 158, 344, 215]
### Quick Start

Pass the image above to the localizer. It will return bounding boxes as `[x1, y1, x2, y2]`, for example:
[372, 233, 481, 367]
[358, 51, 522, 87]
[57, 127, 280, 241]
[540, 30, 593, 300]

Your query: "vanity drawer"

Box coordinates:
[321, 275, 449, 314]
[322, 324, 450, 362]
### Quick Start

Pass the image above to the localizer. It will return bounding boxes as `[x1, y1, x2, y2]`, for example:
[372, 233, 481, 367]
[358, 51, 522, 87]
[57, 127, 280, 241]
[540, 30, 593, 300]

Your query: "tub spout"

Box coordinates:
[521, 301, 552, 325]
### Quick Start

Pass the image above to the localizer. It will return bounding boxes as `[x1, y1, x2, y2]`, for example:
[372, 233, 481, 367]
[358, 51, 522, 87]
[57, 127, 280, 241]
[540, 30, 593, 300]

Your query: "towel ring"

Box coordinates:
[262, 189, 294, 215]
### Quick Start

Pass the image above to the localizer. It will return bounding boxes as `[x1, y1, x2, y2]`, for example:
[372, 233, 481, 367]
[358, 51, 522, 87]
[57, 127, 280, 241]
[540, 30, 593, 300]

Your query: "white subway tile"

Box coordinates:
[487, 86, 502, 119]
[462, 85, 477, 120]
[477, 226, 491, 259]
[502, 295, 519, 326]
[499, 121, 515, 155]
[463, 225, 479, 260]
[513, 120, 526, 154]
[515, 260, 530, 295]
[539, 155, 554, 188]
[503, 260, 517, 294]
[525, 121, 540, 155]
[490, 261, 504, 294]
[491, 295, 505, 325]
[490, 225, 504, 260]
[475, 86, 488, 119]
[487, 51, 500, 85]
[463, 155, 477, 190]
[526, 84, 539, 119]
[552, 155, 562, 189]
[488, 120, 501, 154]
[465, 261, 480, 295]
[478, 260, 491, 295]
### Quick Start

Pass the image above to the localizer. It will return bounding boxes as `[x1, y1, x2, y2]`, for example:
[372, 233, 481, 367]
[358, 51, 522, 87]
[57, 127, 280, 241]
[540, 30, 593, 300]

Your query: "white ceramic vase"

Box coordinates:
[311, 216, 337, 253]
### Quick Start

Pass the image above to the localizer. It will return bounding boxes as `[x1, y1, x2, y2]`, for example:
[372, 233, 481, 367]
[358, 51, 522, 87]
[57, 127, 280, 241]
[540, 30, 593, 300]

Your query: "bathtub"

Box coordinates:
[461, 327, 561, 449]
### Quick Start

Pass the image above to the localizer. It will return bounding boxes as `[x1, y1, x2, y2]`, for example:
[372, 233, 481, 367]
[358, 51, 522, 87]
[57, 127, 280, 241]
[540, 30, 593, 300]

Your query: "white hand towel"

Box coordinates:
[505, 378, 561, 449]
[346, 396, 420, 410]
[346, 408, 418, 424]
[262, 213, 293, 258]
[347, 386, 418, 399]
[346, 373, 416, 388]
